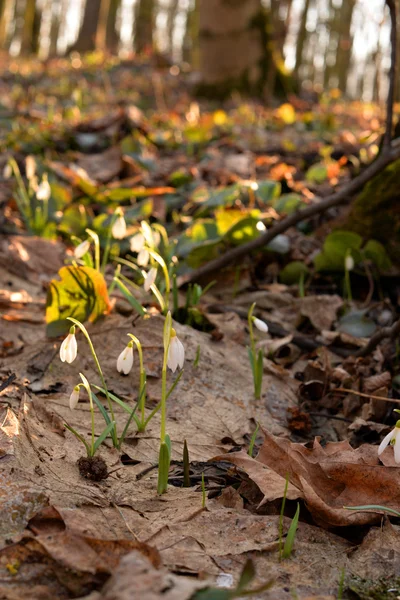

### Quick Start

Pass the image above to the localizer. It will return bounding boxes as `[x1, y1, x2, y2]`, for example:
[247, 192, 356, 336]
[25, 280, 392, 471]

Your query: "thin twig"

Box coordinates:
[355, 318, 400, 357]
[334, 387, 400, 405]
[178, 0, 399, 286]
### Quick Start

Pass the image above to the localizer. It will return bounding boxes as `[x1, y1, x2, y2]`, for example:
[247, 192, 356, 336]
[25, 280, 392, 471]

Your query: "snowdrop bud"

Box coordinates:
[69, 386, 80, 410]
[112, 209, 126, 239]
[378, 422, 400, 463]
[253, 317, 269, 333]
[130, 232, 145, 253]
[144, 267, 157, 292]
[167, 329, 185, 373]
[60, 327, 78, 363]
[74, 239, 91, 259]
[36, 175, 51, 201]
[137, 248, 150, 266]
[117, 342, 134, 374]
[345, 254, 354, 271]
[3, 163, 12, 179]
[25, 156, 36, 181]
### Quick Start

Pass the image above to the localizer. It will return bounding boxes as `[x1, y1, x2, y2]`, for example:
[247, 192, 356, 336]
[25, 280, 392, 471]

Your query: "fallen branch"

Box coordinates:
[355, 318, 400, 358]
[178, 0, 398, 286]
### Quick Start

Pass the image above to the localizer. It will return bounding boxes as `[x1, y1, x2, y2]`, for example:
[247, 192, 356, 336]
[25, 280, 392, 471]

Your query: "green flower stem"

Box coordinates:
[67, 317, 118, 446]
[86, 228, 101, 272]
[160, 312, 172, 444]
[148, 249, 170, 313]
[9, 158, 31, 224]
[248, 302, 256, 357]
[79, 372, 95, 454]
[344, 267, 352, 301]
[127, 334, 147, 430]
[101, 211, 118, 272]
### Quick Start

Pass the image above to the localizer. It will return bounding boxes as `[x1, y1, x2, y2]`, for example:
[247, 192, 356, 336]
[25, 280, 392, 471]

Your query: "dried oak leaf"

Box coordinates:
[217, 430, 400, 528]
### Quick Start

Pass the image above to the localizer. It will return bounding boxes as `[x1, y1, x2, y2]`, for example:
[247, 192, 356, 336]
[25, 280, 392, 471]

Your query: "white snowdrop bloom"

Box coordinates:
[253, 317, 269, 333]
[25, 156, 36, 181]
[137, 247, 150, 266]
[69, 386, 80, 410]
[60, 330, 78, 363]
[130, 232, 145, 253]
[74, 239, 91, 259]
[112, 212, 127, 239]
[345, 254, 354, 271]
[117, 343, 134, 374]
[378, 424, 400, 463]
[3, 163, 12, 179]
[144, 267, 157, 292]
[167, 329, 185, 373]
[36, 176, 51, 201]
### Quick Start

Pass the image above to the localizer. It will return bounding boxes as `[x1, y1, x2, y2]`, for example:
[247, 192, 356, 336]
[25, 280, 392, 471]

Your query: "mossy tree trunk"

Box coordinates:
[198, 0, 293, 99]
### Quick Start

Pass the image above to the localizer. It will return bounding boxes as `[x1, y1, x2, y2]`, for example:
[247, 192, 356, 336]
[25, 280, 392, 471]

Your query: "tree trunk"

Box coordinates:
[182, 0, 199, 66]
[20, 0, 38, 54]
[167, 0, 179, 55]
[335, 0, 356, 93]
[106, 0, 120, 53]
[134, 0, 154, 54]
[294, 0, 312, 72]
[198, 0, 292, 99]
[0, 0, 11, 48]
[72, 0, 102, 53]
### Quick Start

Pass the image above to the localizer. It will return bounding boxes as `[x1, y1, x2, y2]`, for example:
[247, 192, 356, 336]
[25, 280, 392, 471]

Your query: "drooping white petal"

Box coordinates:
[60, 333, 78, 364]
[74, 239, 91, 259]
[25, 156, 36, 181]
[36, 178, 51, 201]
[394, 431, 400, 463]
[130, 233, 145, 253]
[345, 255, 354, 271]
[117, 345, 134, 374]
[378, 428, 395, 456]
[112, 215, 127, 239]
[137, 248, 150, 266]
[69, 387, 80, 410]
[253, 317, 269, 333]
[3, 163, 12, 179]
[144, 267, 157, 292]
[167, 336, 185, 372]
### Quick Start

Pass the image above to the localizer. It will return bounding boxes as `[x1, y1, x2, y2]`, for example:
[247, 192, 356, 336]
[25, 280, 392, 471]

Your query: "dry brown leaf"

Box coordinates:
[296, 295, 343, 332]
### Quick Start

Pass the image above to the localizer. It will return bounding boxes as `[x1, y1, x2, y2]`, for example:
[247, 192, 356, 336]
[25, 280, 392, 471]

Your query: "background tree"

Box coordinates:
[134, 0, 154, 54]
[71, 0, 102, 53]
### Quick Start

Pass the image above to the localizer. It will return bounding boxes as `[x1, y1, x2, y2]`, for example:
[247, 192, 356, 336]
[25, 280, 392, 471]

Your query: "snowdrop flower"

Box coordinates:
[130, 232, 145, 253]
[3, 163, 11, 179]
[69, 386, 80, 410]
[112, 209, 126, 239]
[378, 422, 400, 463]
[167, 329, 185, 373]
[60, 327, 78, 363]
[345, 254, 354, 271]
[252, 317, 269, 333]
[117, 342, 134, 374]
[144, 267, 157, 292]
[25, 156, 36, 181]
[137, 248, 150, 266]
[74, 239, 91, 259]
[36, 175, 51, 201]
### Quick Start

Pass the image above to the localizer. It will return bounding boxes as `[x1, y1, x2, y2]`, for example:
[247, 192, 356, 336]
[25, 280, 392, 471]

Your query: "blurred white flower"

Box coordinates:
[3, 163, 12, 179]
[345, 254, 354, 271]
[117, 343, 134, 374]
[137, 248, 150, 266]
[378, 424, 400, 463]
[130, 232, 145, 253]
[74, 239, 91, 259]
[167, 329, 185, 372]
[112, 211, 127, 239]
[36, 175, 51, 201]
[69, 386, 80, 410]
[60, 329, 77, 363]
[144, 267, 157, 292]
[253, 317, 269, 333]
[25, 156, 36, 181]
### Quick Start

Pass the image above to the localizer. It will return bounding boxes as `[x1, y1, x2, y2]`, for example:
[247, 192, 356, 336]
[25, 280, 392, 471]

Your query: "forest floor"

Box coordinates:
[1, 53, 400, 600]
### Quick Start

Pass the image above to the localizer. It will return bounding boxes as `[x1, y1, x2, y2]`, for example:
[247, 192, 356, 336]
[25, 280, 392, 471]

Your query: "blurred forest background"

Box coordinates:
[0, 0, 393, 102]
